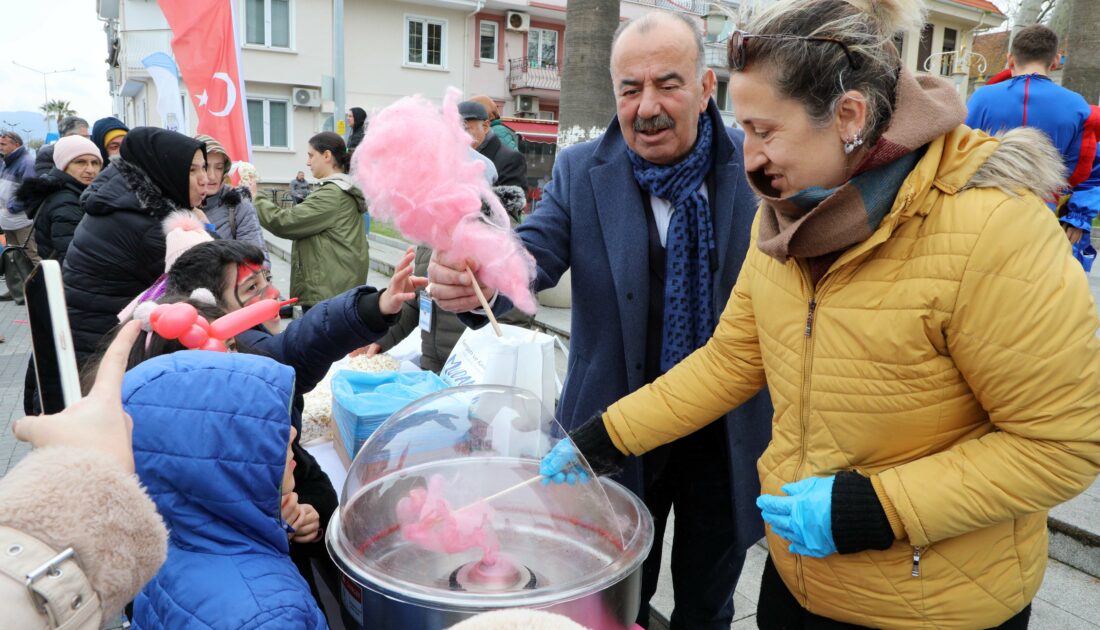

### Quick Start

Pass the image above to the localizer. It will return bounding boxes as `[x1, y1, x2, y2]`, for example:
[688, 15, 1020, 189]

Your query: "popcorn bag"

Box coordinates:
[440, 324, 557, 416]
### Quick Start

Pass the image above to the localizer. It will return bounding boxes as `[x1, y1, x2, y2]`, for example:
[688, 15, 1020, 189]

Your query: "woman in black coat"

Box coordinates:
[15, 136, 104, 263]
[63, 127, 208, 367]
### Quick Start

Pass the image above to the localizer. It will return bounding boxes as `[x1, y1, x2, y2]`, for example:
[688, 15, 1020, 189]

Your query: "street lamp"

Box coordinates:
[704, 2, 736, 42]
[12, 61, 76, 136]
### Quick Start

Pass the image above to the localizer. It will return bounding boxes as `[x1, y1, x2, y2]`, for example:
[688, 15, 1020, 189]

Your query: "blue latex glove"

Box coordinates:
[539, 439, 590, 485]
[756, 475, 837, 558]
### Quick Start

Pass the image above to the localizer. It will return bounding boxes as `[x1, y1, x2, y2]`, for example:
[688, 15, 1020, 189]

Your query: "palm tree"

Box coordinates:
[39, 99, 76, 132]
[1062, 0, 1100, 103]
[557, 0, 620, 149]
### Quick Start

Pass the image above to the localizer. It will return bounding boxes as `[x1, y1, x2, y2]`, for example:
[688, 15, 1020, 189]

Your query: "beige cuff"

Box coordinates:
[0, 525, 101, 629]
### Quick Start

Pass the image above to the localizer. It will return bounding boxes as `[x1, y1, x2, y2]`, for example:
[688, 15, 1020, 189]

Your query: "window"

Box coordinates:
[917, 23, 934, 73]
[940, 28, 957, 76]
[245, 0, 291, 48]
[406, 16, 447, 68]
[527, 28, 558, 68]
[247, 98, 289, 148]
[716, 79, 729, 111]
[480, 21, 498, 63]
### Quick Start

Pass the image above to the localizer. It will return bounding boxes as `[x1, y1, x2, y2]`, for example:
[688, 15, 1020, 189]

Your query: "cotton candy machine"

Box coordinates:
[327, 385, 653, 629]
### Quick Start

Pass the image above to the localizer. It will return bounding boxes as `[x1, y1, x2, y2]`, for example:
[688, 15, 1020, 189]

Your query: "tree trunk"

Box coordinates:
[557, 0, 621, 149]
[1049, 0, 1071, 42]
[1063, 0, 1100, 103]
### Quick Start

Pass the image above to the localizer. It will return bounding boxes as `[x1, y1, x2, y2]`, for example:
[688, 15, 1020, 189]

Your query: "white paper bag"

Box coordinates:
[440, 324, 557, 414]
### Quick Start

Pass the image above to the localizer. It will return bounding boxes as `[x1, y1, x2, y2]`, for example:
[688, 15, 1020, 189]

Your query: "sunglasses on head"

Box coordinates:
[728, 30, 861, 72]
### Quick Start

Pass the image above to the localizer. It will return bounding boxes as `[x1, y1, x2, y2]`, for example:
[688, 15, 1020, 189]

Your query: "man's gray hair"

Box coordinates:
[0, 130, 24, 146]
[612, 12, 706, 78]
[59, 116, 89, 137]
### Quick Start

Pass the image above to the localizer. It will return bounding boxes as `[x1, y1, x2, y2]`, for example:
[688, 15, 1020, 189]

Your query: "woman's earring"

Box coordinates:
[844, 131, 864, 155]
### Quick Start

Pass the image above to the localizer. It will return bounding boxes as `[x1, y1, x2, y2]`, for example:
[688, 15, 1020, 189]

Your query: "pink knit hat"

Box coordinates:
[162, 211, 214, 269]
[52, 135, 102, 171]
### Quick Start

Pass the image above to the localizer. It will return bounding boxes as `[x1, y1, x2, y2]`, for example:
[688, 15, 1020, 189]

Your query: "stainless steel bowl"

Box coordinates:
[325, 386, 654, 629]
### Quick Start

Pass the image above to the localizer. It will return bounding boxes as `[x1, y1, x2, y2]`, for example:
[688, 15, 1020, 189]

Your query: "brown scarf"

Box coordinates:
[753, 70, 967, 261]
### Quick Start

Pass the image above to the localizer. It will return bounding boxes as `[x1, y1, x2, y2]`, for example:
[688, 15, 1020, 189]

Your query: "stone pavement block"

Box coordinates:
[1033, 557, 1100, 628]
[0, 294, 32, 477]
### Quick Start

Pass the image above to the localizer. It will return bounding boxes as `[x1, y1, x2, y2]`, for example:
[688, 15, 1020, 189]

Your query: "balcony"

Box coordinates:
[705, 42, 728, 68]
[624, 0, 708, 15]
[509, 57, 561, 93]
[122, 29, 174, 75]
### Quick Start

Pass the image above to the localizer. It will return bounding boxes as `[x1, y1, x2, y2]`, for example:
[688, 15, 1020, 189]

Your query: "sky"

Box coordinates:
[0, 0, 113, 122]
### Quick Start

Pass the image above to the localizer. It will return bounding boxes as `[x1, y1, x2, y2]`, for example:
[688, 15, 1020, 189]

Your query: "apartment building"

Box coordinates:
[97, 0, 1002, 185]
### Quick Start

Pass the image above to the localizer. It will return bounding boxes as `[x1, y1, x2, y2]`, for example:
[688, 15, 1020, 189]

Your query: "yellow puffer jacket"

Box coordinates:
[603, 125, 1100, 628]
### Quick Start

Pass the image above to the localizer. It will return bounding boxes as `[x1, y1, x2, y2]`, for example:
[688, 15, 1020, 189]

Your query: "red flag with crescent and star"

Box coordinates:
[158, 0, 252, 164]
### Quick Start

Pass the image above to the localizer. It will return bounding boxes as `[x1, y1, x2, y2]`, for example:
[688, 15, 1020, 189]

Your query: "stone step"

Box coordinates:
[1048, 478, 1100, 578]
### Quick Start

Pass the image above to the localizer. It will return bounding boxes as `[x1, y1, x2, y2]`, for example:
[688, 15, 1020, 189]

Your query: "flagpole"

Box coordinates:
[334, 0, 345, 140]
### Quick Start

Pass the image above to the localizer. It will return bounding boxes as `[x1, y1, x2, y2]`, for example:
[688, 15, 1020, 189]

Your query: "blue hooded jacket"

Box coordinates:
[123, 352, 328, 629]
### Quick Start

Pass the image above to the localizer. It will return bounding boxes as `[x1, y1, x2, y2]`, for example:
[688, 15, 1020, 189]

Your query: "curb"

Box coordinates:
[1048, 515, 1100, 578]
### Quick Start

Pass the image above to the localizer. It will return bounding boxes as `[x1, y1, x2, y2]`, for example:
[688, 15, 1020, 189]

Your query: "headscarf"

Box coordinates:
[120, 127, 206, 209]
[194, 134, 232, 180]
[349, 107, 367, 131]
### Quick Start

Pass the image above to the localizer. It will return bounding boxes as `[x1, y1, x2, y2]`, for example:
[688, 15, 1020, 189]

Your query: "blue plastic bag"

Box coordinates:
[331, 370, 448, 461]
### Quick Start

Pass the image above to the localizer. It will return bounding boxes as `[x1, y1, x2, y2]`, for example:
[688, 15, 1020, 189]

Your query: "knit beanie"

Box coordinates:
[194, 134, 232, 179]
[162, 211, 214, 270]
[52, 136, 102, 171]
[103, 129, 127, 150]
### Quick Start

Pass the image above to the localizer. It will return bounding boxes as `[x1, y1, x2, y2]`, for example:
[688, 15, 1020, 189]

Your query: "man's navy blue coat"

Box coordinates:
[487, 103, 773, 554]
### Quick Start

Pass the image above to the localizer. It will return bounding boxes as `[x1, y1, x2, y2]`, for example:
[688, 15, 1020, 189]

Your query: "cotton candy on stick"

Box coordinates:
[352, 88, 538, 314]
[396, 474, 501, 564]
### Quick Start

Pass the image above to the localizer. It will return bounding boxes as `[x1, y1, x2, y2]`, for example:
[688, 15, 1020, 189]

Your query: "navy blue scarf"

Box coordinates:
[628, 114, 716, 372]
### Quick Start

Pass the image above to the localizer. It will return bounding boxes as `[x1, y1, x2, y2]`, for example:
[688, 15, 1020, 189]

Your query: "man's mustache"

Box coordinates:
[634, 114, 676, 133]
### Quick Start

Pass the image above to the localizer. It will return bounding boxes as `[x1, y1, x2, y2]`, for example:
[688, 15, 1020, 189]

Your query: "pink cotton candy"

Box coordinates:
[396, 474, 501, 564]
[352, 89, 538, 314]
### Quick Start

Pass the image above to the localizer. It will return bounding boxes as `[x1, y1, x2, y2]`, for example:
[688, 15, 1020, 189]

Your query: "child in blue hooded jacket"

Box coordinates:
[123, 350, 328, 629]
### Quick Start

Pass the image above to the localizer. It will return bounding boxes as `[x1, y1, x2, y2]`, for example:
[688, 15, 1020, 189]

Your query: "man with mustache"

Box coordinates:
[428, 12, 770, 629]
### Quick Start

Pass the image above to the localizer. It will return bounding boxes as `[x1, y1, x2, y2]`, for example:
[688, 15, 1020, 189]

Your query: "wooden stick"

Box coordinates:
[455, 475, 544, 514]
[466, 267, 503, 337]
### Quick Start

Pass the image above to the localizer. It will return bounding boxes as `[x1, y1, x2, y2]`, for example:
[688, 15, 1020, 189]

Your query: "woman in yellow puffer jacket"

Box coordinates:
[540, 1, 1100, 628]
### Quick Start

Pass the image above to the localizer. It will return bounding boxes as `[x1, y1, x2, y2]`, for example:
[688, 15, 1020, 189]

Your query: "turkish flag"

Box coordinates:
[159, 0, 251, 164]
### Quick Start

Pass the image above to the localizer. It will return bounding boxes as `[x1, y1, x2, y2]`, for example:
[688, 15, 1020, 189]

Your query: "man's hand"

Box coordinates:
[290, 504, 321, 543]
[350, 343, 381, 358]
[13, 320, 142, 474]
[427, 253, 497, 313]
[380, 247, 427, 315]
[1065, 225, 1085, 245]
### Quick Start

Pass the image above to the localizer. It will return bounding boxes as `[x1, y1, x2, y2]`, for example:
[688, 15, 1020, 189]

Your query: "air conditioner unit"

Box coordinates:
[514, 94, 539, 114]
[506, 11, 530, 32]
[292, 87, 321, 108]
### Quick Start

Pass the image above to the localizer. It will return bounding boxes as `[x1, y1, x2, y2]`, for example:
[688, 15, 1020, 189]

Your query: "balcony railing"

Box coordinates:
[624, 0, 708, 15]
[509, 57, 562, 92]
[704, 42, 728, 68]
[122, 29, 174, 75]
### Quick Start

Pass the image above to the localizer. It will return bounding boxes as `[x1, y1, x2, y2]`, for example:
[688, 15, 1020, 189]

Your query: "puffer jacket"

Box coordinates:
[202, 185, 270, 264]
[255, 173, 370, 306]
[16, 168, 86, 262]
[602, 125, 1100, 628]
[64, 160, 181, 365]
[124, 352, 328, 630]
